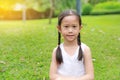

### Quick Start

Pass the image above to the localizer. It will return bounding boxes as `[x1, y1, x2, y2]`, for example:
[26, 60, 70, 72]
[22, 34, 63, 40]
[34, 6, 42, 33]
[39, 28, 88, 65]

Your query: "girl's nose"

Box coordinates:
[68, 27, 73, 32]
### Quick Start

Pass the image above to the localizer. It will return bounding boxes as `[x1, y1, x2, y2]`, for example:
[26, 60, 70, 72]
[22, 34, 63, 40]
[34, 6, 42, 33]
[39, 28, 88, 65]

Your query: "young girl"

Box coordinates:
[49, 10, 94, 80]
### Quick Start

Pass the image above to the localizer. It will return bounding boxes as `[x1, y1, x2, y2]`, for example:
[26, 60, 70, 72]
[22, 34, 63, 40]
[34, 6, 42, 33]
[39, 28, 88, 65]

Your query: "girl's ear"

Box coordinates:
[79, 25, 82, 30]
[57, 26, 61, 33]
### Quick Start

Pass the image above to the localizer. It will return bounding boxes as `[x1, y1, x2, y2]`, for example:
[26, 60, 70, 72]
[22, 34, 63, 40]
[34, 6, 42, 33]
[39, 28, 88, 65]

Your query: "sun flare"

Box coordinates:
[13, 3, 23, 11]
[0, 0, 15, 10]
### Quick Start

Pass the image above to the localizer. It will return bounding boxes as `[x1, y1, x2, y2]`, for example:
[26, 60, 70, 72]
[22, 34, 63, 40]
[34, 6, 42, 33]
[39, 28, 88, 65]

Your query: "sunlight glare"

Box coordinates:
[13, 3, 23, 11]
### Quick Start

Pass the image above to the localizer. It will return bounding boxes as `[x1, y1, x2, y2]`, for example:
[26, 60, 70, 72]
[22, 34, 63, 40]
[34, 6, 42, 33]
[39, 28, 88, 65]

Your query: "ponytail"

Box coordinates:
[77, 33, 83, 60]
[56, 32, 63, 64]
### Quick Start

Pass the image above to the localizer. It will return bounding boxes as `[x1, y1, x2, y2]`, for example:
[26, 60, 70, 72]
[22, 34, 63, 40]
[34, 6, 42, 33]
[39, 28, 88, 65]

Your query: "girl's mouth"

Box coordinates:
[67, 35, 74, 36]
[66, 35, 74, 38]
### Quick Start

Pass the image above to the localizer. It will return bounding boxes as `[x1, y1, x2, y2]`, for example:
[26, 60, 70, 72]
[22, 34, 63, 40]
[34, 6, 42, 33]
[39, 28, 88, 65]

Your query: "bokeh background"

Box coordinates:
[0, 0, 120, 80]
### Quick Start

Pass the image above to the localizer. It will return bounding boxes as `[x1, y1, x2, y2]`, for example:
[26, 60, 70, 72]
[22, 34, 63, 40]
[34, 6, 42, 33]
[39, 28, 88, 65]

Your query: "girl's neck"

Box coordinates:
[63, 40, 78, 47]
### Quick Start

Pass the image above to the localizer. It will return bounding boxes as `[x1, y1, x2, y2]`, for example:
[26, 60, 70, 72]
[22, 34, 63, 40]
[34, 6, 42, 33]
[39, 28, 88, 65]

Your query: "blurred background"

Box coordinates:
[0, 0, 120, 80]
[0, 0, 120, 20]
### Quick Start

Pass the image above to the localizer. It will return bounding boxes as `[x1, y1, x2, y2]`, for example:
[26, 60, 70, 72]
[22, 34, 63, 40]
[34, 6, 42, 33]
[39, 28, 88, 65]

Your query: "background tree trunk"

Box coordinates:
[49, 0, 54, 24]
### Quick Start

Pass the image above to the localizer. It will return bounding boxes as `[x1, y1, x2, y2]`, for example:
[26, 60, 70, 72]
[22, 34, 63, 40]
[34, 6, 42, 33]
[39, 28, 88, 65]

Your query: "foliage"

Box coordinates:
[82, 3, 93, 15]
[32, 0, 50, 12]
[91, 1, 120, 15]
[0, 14, 120, 79]
[87, 0, 118, 5]
[54, 0, 76, 16]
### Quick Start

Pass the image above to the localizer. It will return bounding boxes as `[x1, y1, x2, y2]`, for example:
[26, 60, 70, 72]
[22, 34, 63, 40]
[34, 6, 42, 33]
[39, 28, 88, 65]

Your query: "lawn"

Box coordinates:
[0, 14, 120, 80]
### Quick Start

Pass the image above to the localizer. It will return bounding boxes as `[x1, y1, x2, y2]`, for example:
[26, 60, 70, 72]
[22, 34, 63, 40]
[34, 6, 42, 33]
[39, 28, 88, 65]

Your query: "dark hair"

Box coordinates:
[56, 9, 83, 64]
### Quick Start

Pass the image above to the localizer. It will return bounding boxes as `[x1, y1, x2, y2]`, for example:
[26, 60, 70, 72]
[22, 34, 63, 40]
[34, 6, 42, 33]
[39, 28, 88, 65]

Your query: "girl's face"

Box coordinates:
[58, 15, 81, 42]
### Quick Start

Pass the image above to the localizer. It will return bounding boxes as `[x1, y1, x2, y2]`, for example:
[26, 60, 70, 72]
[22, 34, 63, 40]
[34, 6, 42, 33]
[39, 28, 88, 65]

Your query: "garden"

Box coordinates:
[0, 14, 120, 80]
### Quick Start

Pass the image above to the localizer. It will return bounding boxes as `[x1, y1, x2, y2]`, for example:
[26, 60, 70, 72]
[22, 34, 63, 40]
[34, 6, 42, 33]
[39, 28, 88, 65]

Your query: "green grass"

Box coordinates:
[0, 14, 120, 80]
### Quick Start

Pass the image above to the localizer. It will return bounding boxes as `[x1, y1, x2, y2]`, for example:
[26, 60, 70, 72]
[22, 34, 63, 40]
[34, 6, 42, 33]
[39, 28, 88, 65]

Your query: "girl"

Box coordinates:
[49, 10, 94, 80]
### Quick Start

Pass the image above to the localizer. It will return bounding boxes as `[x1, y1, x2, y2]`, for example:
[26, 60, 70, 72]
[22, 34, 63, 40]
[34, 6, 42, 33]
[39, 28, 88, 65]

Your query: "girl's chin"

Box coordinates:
[66, 38, 75, 42]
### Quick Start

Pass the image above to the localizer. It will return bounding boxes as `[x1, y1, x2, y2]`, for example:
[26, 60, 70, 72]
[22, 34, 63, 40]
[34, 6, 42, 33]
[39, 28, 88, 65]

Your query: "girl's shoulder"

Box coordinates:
[81, 42, 91, 53]
[52, 47, 58, 55]
[81, 42, 88, 47]
[52, 45, 60, 55]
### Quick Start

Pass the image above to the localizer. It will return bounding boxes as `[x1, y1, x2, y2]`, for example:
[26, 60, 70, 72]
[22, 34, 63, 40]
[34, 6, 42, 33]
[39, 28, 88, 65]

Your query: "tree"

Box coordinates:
[49, 0, 55, 24]
[54, 0, 76, 15]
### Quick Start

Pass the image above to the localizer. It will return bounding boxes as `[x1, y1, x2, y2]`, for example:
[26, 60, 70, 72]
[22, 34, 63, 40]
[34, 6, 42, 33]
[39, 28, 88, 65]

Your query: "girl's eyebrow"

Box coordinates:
[62, 24, 69, 25]
[62, 24, 78, 26]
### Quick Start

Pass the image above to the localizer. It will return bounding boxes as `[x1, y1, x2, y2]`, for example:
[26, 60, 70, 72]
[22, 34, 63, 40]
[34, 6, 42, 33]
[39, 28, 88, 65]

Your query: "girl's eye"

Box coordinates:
[73, 26, 77, 28]
[64, 26, 68, 28]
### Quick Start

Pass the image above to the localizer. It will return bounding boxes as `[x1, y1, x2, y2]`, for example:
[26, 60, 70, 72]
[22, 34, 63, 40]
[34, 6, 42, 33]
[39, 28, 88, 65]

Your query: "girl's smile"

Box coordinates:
[66, 35, 75, 41]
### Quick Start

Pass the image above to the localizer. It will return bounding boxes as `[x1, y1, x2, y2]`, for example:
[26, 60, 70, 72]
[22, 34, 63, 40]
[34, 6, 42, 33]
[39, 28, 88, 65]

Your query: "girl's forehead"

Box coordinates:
[62, 15, 79, 23]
